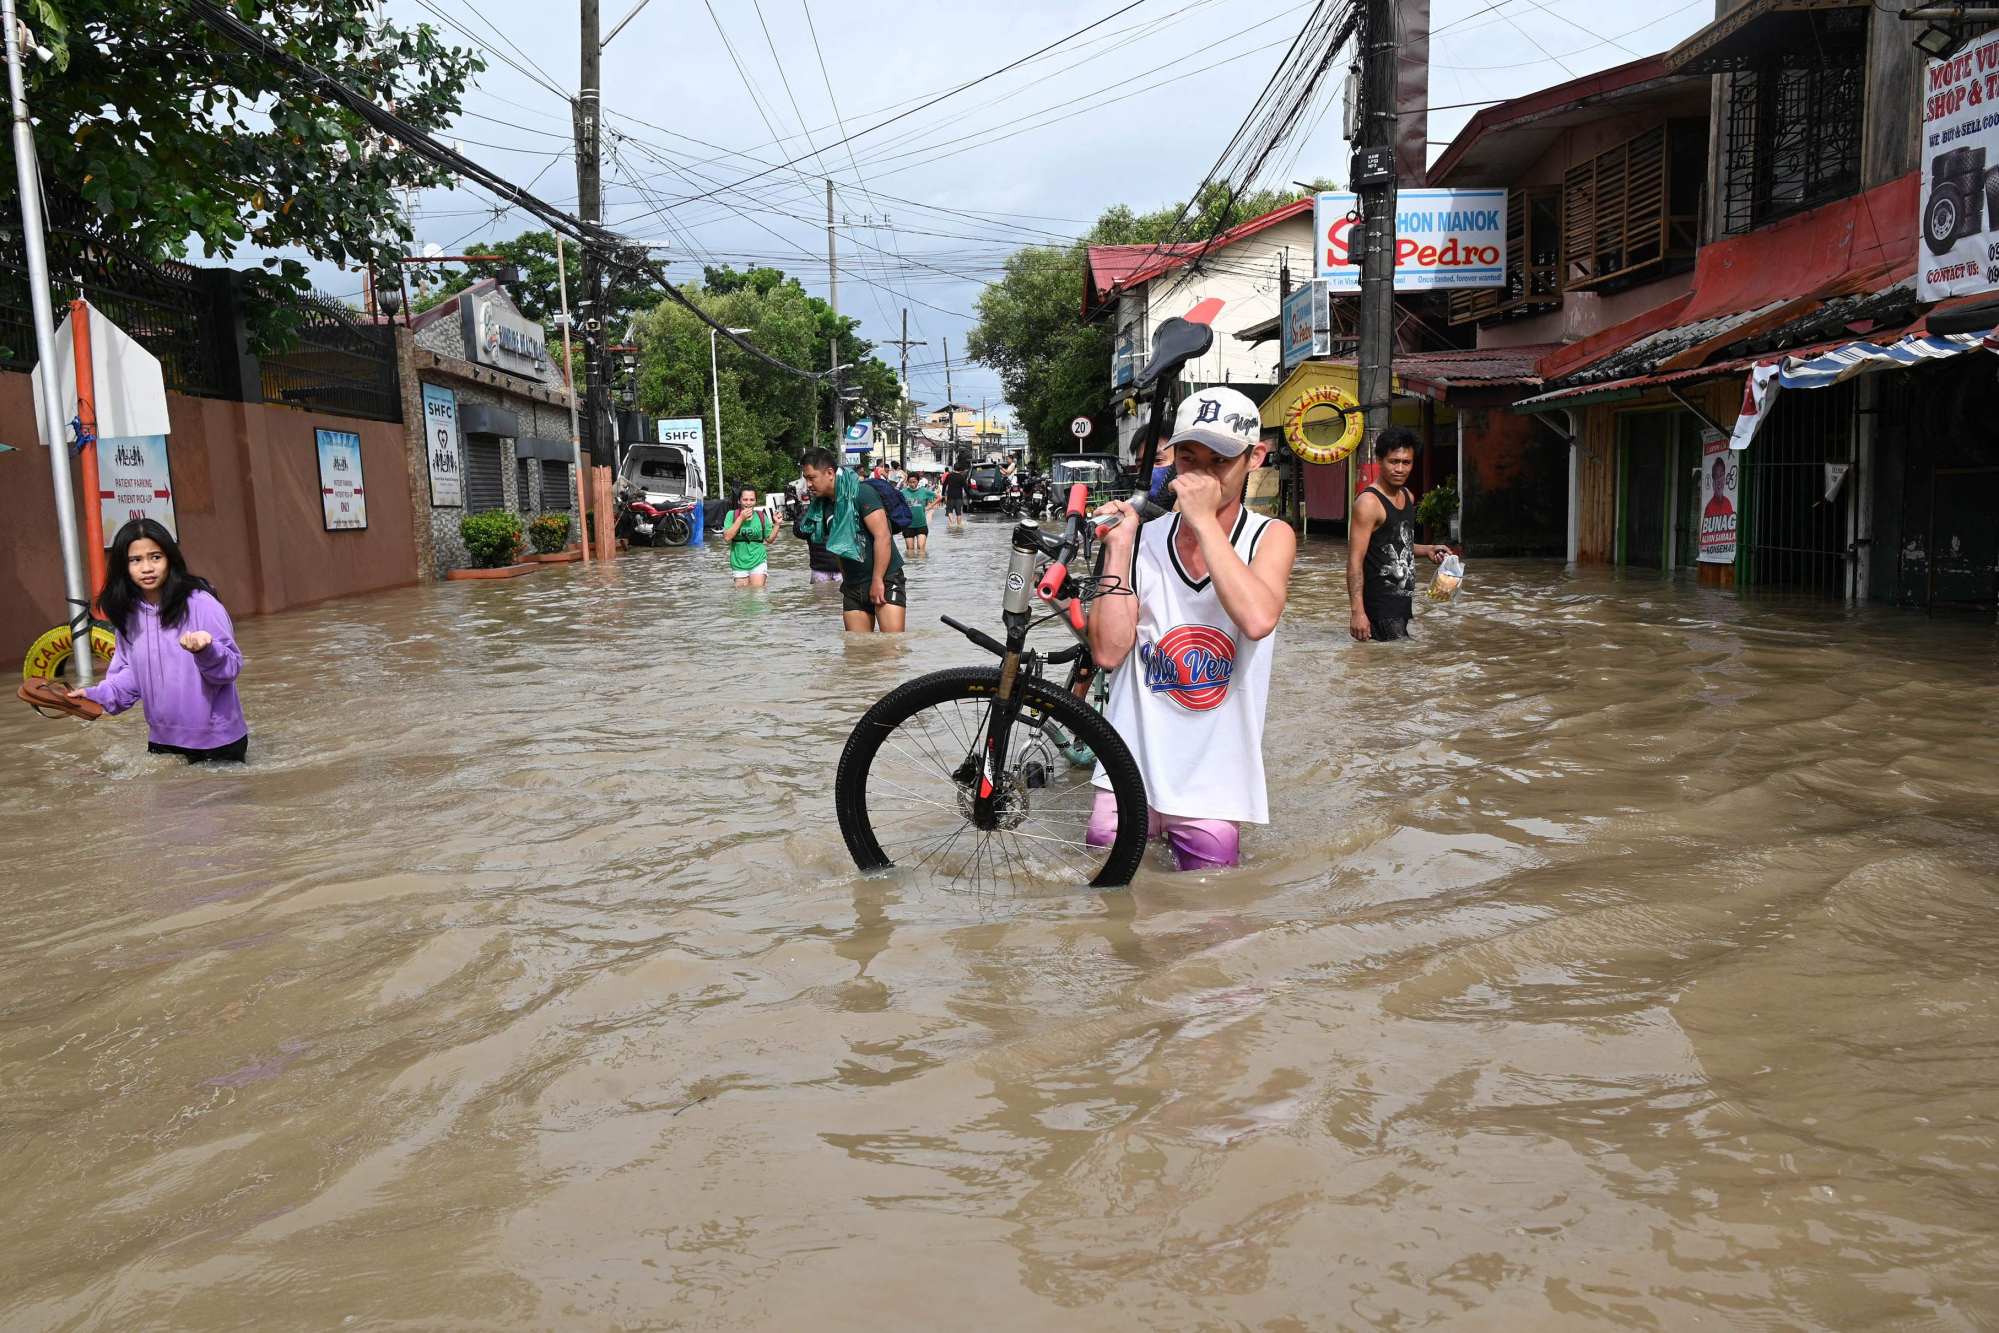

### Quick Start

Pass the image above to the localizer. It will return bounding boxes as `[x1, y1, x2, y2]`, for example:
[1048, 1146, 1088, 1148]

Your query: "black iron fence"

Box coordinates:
[0, 200, 399, 423]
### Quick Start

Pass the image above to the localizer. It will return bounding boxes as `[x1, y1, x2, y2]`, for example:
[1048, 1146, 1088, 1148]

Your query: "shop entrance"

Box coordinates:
[1616, 411, 1703, 572]
[1738, 382, 1854, 598]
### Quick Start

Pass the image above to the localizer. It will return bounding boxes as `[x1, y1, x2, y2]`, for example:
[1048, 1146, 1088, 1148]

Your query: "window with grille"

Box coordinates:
[1720, 21, 1865, 235]
[1563, 121, 1704, 292]
[1448, 186, 1562, 326]
[464, 439, 504, 511]
[540, 458, 572, 510]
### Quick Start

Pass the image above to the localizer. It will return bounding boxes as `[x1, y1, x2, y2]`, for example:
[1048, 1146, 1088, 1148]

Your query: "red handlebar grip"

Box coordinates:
[1036, 561, 1069, 601]
[1065, 483, 1088, 516]
[1067, 599, 1086, 632]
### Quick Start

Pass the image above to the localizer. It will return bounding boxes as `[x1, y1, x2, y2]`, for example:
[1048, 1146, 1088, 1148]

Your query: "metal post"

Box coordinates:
[70, 299, 106, 607]
[6, 0, 93, 683]
[1356, 0, 1399, 488]
[556, 236, 589, 563]
[710, 325, 726, 500]
[827, 178, 844, 442]
[944, 336, 957, 459]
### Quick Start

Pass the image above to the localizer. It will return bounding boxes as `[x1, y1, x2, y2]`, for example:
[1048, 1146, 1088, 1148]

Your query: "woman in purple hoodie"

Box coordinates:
[70, 518, 249, 763]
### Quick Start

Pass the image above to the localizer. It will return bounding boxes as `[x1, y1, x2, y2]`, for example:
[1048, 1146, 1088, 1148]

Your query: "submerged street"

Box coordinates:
[3, 519, 1997, 1327]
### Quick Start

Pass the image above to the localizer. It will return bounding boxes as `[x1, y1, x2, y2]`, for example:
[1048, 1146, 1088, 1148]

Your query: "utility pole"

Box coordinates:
[1355, 0, 1400, 483]
[943, 335, 958, 461]
[884, 307, 926, 470]
[827, 179, 844, 444]
[575, 0, 608, 470]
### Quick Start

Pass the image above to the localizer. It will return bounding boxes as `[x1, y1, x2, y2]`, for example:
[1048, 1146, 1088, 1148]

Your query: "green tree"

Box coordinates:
[969, 183, 1332, 459]
[414, 231, 665, 330]
[12, 1, 482, 331]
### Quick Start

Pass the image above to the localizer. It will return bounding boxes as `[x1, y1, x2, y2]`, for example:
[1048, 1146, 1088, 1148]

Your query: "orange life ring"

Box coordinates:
[21, 622, 116, 683]
[1283, 383, 1364, 465]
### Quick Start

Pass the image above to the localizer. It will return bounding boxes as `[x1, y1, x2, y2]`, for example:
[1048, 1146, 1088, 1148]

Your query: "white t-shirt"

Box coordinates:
[1094, 508, 1279, 824]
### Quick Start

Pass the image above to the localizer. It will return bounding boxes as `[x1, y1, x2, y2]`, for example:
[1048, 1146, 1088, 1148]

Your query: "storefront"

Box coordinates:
[394, 279, 581, 578]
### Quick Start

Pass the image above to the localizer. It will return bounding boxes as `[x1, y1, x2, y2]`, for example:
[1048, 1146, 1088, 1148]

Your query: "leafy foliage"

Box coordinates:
[629, 266, 902, 495]
[528, 512, 572, 555]
[11, 1, 480, 324]
[1416, 476, 1459, 530]
[460, 511, 524, 568]
[413, 232, 665, 331]
[969, 183, 1332, 460]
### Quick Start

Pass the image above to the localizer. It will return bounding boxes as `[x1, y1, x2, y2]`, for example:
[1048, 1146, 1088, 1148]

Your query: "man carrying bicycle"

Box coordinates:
[1086, 386, 1296, 871]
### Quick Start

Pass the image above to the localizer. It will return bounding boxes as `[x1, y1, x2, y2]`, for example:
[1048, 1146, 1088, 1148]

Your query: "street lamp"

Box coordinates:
[710, 325, 752, 498]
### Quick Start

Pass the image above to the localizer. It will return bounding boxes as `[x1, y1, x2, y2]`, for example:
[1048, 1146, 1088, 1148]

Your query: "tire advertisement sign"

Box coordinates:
[316, 428, 368, 531]
[1698, 430, 1739, 565]
[1315, 189, 1507, 291]
[1920, 31, 1999, 300]
[422, 383, 463, 507]
[97, 434, 177, 539]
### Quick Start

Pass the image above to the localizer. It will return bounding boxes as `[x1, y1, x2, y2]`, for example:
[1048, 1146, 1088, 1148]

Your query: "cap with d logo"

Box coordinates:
[1168, 386, 1261, 458]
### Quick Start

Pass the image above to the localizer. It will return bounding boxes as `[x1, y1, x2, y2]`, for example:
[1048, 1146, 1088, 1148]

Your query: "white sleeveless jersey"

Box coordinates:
[1094, 508, 1279, 824]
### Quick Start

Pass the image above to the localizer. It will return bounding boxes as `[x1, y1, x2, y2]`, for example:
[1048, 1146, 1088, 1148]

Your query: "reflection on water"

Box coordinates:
[3, 520, 1996, 1328]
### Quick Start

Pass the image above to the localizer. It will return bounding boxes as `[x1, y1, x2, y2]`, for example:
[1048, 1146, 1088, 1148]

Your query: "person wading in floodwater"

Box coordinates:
[1348, 427, 1452, 642]
[1087, 386, 1297, 871]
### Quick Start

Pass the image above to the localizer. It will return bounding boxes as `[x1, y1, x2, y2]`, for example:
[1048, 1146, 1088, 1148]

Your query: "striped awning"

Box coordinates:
[1774, 329, 1991, 389]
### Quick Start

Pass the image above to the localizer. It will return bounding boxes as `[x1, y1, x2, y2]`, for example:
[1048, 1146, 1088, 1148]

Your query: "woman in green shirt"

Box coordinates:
[900, 472, 938, 557]
[722, 484, 780, 586]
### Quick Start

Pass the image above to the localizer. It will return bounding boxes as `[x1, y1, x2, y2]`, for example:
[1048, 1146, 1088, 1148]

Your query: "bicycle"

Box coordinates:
[834, 483, 1149, 891]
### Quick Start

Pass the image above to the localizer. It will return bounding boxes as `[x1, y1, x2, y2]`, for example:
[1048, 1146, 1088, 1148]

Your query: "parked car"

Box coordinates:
[965, 463, 1008, 510]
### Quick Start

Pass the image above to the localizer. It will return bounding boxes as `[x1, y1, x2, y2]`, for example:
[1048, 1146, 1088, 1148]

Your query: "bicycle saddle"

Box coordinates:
[1136, 305, 1220, 388]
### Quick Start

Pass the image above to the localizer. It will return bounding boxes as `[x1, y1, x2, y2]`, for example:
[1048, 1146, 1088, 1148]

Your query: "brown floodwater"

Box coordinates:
[3, 517, 1997, 1329]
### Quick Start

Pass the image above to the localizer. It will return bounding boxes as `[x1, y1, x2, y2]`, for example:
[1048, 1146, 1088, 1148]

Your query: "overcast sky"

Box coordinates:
[327, 0, 1716, 416]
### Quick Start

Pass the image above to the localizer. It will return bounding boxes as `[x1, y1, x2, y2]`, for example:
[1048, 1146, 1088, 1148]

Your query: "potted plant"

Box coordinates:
[527, 512, 577, 562]
[449, 511, 537, 580]
[1416, 476, 1460, 546]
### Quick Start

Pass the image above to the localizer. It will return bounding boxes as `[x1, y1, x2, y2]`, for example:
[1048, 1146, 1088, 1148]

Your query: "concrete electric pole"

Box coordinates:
[575, 0, 609, 469]
[827, 179, 844, 443]
[943, 335, 957, 460]
[885, 308, 927, 470]
[1356, 0, 1400, 470]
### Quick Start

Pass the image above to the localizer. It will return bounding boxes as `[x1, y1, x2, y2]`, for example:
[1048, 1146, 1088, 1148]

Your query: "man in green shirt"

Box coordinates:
[800, 447, 906, 633]
[900, 472, 937, 558]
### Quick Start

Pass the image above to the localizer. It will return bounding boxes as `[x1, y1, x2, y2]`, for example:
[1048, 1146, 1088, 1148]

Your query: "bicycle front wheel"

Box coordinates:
[836, 666, 1148, 891]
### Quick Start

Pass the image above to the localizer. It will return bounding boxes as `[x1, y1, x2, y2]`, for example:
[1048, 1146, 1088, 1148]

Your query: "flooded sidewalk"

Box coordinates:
[3, 518, 1996, 1329]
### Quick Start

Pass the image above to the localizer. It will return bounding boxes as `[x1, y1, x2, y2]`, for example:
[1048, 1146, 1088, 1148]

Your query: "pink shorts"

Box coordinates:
[1086, 790, 1240, 872]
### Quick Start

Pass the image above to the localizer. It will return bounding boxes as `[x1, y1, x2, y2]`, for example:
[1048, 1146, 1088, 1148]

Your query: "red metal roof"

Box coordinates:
[1084, 198, 1314, 315]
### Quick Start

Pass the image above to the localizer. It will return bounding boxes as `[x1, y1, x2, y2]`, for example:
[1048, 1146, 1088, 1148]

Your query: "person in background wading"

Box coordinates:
[722, 484, 779, 587]
[1347, 427, 1452, 642]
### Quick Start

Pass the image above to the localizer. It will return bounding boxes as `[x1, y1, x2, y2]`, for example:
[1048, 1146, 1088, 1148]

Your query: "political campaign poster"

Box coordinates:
[1698, 431, 1739, 565]
[317, 428, 368, 531]
[97, 434, 177, 538]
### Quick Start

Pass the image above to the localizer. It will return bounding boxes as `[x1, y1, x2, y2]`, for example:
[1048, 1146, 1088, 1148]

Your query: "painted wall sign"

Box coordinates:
[422, 383, 463, 507]
[1315, 189, 1508, 291]
[317, 428, 368, 531]
[97, 433, 177, 538]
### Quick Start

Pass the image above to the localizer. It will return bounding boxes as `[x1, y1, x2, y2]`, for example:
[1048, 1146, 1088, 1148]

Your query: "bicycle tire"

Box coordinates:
[835, 666, 1149, 890]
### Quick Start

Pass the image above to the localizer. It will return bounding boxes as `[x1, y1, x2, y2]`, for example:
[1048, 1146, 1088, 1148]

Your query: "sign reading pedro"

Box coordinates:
[460, 290, 549, 376]
[1919, 31, 1999, 299]
[1315, 189, 1507, 291]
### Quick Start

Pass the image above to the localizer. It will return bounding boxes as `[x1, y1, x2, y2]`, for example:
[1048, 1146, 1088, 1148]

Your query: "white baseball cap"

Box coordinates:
[1168, 386, 1262, 458]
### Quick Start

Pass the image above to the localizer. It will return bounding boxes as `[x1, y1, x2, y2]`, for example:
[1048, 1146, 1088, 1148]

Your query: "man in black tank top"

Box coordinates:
[1347, 427, 1452, 641]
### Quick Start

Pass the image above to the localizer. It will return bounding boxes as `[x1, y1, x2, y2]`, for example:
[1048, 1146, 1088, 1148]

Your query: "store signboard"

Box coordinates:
[657, 417, 705, 450]
[1281, 279, 1330, 371]
[98, 434, 177, 537]
[1918, 31, 1999, 299]
[422, 383, 463, 507]
[317, 428, 368, 531]
[1315, 188, 1507, 291]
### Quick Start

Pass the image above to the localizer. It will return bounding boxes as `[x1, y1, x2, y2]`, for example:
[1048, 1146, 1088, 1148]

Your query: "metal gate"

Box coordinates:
[1740, 380, 1853, 597]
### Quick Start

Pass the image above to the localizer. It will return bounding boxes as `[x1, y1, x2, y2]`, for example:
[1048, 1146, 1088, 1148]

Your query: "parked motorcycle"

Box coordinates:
[616, 491, 695, 547]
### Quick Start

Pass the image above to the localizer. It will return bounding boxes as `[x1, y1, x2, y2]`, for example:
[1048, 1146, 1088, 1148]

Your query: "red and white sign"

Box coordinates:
[97, 434, 177, 538]
[1315, 189, 1507, 292]
[1698, 431, 1739, 565]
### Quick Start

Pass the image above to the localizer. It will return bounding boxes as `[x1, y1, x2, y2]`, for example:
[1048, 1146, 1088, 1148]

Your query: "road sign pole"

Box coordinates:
[70, 300, 106, 610]
[6, 0, 93, 682]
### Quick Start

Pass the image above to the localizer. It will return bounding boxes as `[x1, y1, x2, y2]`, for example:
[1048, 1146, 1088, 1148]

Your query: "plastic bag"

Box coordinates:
[1425, 553, 1465, 603]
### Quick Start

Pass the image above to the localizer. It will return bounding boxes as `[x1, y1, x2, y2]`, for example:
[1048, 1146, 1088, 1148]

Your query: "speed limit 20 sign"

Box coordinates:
[1070, 416, 1092, 438]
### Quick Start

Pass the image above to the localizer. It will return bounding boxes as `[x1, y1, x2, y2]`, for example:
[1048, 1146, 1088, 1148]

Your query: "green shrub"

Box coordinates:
[1416, 477, 1459, 532]
[528, 512, 572, 554]
[460, 511, 524, 568]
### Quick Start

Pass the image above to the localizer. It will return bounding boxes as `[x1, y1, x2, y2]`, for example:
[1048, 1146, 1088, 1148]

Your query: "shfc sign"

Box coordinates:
[1315, 189, 1508, 292]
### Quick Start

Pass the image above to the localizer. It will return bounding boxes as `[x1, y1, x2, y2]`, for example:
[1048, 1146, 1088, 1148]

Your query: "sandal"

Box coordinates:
[17, 678, 105, 720]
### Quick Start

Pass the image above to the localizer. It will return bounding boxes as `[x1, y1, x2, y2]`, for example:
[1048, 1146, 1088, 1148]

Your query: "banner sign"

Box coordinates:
[1281, 279, 1330, 371]
[1698, 431, 1738, 565]
[421, 383, 462, 507]
[98, 434, 176, 538]
[1919, 32, 1999, 300]
[316, 428, 368, 531]
[1113, 323, 1138, 387]
[1315, 189, 1507, 291]
[657, 416, 705, 450]
[844, 419, 875, 449]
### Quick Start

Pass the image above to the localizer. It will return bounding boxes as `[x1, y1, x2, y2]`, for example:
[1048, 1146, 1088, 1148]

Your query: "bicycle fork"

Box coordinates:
[968, 530, 1044, 830]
